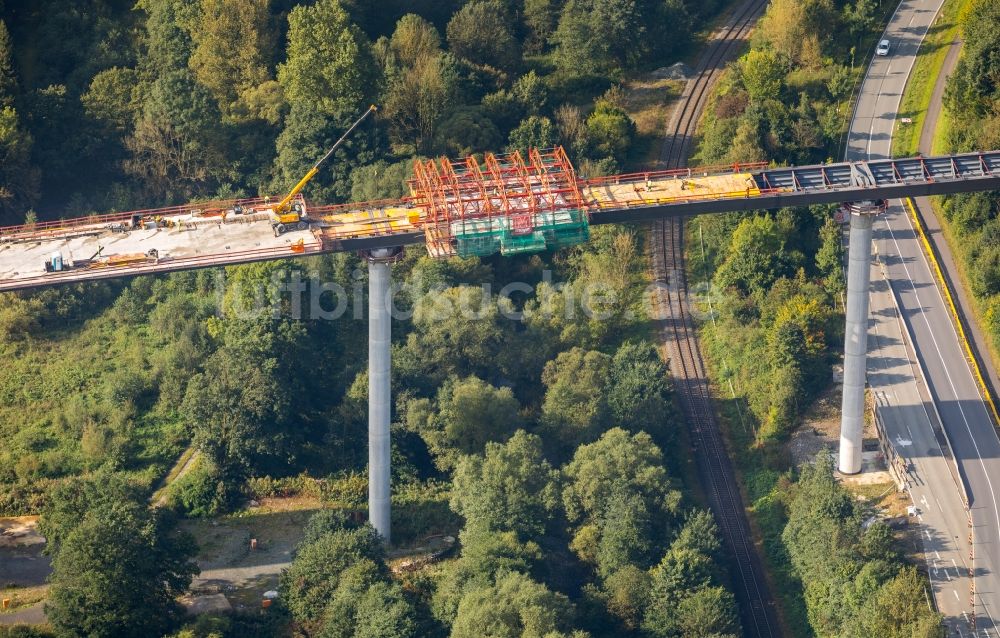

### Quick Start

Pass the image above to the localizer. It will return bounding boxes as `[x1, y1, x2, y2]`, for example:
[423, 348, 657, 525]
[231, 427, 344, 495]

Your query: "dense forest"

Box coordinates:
[940, 0, 1000, 362]
[0, 0, 726, 223]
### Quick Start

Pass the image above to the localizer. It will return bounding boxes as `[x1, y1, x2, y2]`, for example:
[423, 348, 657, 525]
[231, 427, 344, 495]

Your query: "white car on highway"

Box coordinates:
[876, 39, 890, 56]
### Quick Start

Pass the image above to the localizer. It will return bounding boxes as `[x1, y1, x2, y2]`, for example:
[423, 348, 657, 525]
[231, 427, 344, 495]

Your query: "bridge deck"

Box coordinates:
[1, 151, 998, 291]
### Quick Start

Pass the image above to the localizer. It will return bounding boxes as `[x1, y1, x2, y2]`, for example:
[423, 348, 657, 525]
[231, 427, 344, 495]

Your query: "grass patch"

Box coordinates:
[893, 0, 970, 157]
[0, 584, 47, 614]
[625, 76, 685, 166]
[932, 105, 953, 155]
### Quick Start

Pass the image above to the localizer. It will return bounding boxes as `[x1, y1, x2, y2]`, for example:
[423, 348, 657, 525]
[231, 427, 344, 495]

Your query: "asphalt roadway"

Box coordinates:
[847, 0, 1000, 634]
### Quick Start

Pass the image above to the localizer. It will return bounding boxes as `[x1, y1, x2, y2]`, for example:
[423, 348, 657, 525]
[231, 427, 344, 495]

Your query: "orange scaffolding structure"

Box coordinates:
[409, 147, 588, 258]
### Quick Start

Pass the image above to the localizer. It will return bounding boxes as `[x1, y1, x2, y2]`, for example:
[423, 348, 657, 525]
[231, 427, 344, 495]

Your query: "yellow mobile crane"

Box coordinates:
[271, 104, 378, 236]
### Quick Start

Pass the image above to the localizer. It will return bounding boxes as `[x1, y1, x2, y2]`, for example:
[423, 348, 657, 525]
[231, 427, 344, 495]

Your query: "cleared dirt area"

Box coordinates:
[789, 383, 883, 466]
[0, 517, 49, 589]
[182, 496, 322, 613]
[0, 517, 49, 624]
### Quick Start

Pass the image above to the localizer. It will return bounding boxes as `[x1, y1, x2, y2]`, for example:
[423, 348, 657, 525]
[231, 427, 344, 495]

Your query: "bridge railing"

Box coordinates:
[586, 187, 785, 210]
[0, 196, 283, 241]
[582, 161, 770, 187]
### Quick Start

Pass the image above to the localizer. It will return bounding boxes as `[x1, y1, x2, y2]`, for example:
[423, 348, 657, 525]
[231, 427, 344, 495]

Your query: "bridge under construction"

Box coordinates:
[2, 148, 998, 292]
[4, 146, 1000, 545]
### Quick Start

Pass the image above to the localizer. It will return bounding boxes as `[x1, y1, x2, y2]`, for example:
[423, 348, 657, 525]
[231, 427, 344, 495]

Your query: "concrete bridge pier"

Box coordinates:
[839, 200, 888, 474]
[366, 247, 400, 542]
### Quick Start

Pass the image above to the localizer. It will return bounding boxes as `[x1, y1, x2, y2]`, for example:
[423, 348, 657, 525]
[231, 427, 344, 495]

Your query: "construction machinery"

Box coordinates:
[271, 104, 378, 236]
[43, 247, 161, 272]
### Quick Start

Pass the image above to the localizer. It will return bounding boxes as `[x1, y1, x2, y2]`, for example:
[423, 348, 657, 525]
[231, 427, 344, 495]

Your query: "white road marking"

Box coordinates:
[853, 0, 987, 625]
[886, 211, 1000, 628]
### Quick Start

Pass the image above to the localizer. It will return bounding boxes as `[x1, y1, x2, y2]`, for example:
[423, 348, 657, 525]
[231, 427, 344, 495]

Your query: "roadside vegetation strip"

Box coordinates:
[905, 197, 1000, 429]
[892, 0, 971, 157]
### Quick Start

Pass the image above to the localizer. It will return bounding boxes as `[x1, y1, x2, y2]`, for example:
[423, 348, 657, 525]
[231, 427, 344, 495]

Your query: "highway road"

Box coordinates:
[847, 0, 1000, 634]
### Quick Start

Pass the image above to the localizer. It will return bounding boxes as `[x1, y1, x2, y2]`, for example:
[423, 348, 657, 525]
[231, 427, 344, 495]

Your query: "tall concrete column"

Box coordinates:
[839, 201, 885, 474]
[368, 248, 395, 542]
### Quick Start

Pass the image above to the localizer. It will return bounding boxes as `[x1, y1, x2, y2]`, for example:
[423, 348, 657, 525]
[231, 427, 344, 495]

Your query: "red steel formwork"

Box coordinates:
[409, 147, 586, 257]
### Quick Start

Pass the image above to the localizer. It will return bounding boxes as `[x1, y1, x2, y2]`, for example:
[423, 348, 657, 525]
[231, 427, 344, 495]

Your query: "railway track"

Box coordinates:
[650, 0, 781, 636]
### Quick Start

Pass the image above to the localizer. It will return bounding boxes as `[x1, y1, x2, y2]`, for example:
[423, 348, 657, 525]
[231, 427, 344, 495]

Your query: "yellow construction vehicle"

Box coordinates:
[272, 104, 378, 236]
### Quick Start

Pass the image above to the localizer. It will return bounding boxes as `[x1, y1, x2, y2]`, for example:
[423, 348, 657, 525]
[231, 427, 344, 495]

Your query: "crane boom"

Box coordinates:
[274, 104, 378, 214]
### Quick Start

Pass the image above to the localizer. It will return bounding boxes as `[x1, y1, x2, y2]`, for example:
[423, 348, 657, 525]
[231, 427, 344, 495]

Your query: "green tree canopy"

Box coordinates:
[274, 0, 380, 200]
[396, 285, 512, 390]
[450, 430, 561, 538]
[715, 214, 790, 296]
[562, 427, 678, 526]
[43, 478, 198, 638]
[740, 49, 786, 103]
[450, 571, 583, 638]
[409, 375, 523, 468]
[279, 524, 385, 624]
[446, 0, 521, 74]
[606, 340, 674, 436]
[508, 115, 556, 155]
[0, 106, 39, 222]
[945, 0, 1000, 118]
[816, 215, 845, 295]
[431, 525, 544, 625]
[188, 0, 275, 120]
[389, 14, 442, 67]
[321, 567, 418, 638]
[540, 348, 612, 451]
[594, 489, 654, 577]
[0, 20, 15, 104]
[585, 100, 635, 162]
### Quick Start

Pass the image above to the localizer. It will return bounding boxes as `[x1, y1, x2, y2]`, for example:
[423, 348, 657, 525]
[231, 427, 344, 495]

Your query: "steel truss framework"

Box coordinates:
[593, 151, 1000, 223]
[408, 147, 586, 257]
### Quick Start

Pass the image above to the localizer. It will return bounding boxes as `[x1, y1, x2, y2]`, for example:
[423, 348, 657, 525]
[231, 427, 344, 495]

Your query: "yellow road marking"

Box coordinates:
[905, 197, 1000, 429]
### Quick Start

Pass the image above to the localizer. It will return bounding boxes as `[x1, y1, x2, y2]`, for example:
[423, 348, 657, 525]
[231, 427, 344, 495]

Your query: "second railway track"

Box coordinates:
[651, 0, 781, 636]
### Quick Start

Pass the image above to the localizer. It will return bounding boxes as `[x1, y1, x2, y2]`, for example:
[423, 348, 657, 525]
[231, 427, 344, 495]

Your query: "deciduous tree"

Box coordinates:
[275, 0, 380, 200]
[188, 0, 274, 120]
[450, 430, 561, 537]
[446, 0, 521, 74]
[450, 571, 581, 638]
[280, 525, 385, 624]
[44, 479, 198, 638]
